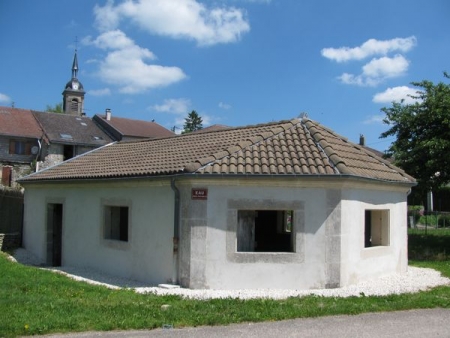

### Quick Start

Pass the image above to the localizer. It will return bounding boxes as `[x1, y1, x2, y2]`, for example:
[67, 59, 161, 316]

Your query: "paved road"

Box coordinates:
[43, 308, 450, 338]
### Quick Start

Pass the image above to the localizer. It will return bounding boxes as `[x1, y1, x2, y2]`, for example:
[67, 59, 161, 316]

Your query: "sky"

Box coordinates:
[0, 0, 449, 150]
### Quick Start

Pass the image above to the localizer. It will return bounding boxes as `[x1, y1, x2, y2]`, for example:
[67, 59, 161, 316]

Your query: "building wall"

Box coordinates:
[178, 177, 409, 290]
[38, 143, 64, 170]
[38, 144, 97, 170]
[0, 136, 38, 187]
[0, 163, 33, 188]
[23, 180, 175, 285]
[339, 187, 408, 286]
[22, 176, 410, 290]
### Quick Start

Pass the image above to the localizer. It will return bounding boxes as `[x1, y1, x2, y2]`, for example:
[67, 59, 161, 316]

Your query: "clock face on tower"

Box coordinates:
[73, 83, 79, 90]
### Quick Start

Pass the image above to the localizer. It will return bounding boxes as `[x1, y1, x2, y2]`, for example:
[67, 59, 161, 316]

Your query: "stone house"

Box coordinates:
[19, 117, 416, 290]
[32, 111, 112, 171]
[0, 107, 43, 188]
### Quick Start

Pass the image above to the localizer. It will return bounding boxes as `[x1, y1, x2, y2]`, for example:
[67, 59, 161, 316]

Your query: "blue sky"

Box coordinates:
[0, 0, 448, 150]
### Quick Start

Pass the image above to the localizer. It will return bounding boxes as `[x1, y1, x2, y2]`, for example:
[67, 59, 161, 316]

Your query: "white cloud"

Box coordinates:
[150, 98, 218, 131]
[321, 36, 416, 62]
[363, 114, 385, 125]
[338, 55, 410, 87]
[85, 30, 186, 93]
[0, 93, 11, 103]
[200, 114, 213, 126]
[218, 101, 231, 110]
[89, 88, 111, 96]
[373, 86, 421, 104]
[94, 0, 250, 46]
[93, 1, 121, 33]
[363, 55, 409, 78]
[151, 98, 191, 114]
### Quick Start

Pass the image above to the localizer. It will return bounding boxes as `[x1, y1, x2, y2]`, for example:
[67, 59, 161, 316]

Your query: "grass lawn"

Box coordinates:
[1, 231, 450, 337]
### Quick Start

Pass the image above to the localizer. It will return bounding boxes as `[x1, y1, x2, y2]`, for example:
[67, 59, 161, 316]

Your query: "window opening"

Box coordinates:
[104, 206, 129, 242]
[63, 145, 74, 160]
[237, 210, 293, 252]
[9, 140, 32, 155]
[364, 209, 390, 247]
[70, 99, 79, 113]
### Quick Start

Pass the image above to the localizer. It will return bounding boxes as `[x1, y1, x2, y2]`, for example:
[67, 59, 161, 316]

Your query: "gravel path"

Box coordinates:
[9, 248, 450, 300]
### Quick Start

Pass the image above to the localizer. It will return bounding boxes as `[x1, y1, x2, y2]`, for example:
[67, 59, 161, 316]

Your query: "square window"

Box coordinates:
[104, 206, 129, 242]
[237, 210, 294, 252]
[364, 209, 390, 247]
[9, 140, 31, 155]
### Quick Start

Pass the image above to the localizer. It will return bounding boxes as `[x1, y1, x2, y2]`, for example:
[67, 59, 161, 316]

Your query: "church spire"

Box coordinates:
[71, 50, 79, 79]
[62, 48, 85, 116]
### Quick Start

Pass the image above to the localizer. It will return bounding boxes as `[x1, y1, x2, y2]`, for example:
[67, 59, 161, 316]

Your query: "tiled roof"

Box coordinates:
[192, 124, 231, 133]
[93, 114, 175, 140]
[20, 118, 416, 184]
[0, 106, 42, 138]
[33, 111, 113, 146]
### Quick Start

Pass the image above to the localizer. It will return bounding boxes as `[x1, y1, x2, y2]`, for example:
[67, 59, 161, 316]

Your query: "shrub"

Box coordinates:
[438, 214, 450, 228]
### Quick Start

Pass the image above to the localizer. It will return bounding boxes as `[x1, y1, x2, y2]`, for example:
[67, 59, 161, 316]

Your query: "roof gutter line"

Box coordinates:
[19, 172, 417, 187]
[170, 177, 180, 286]
[188, 172, 417, 186]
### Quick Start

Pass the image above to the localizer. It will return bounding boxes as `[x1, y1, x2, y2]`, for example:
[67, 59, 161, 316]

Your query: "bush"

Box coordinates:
[438, 214, 450, 228]
[418, 215, 438, 226]
[408, 205, 424, 225]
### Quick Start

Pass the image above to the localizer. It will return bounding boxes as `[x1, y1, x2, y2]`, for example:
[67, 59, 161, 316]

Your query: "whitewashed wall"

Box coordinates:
[179, 178, 410, 290]
[340, 187, 408, 286]
[23, 180, 175, 285]
[23, 176, 410, 290]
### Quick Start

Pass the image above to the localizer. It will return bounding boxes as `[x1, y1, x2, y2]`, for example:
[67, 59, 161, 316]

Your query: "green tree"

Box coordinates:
[182, 110, 203, 134]
[45, 103, 63, 113]
[380, 72, 450, 196]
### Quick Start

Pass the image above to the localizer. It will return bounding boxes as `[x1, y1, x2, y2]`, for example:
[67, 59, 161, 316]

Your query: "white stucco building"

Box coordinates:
[19, 117, 416, 290]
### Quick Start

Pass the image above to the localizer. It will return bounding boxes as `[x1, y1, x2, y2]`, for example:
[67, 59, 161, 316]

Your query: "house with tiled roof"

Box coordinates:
[33, 111, 113, 170]
[191, 124, 230, 133]
[19, 117, 416, 290]
[0, 106, 115, 187]
[0, 107, 43, 188]
[93, 109, 175, 141]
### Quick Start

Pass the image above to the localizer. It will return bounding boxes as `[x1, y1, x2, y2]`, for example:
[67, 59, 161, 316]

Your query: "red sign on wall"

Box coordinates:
[192, 188, 208, 200]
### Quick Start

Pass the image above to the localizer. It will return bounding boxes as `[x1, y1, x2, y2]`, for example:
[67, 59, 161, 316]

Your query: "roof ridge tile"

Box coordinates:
[301, 119, 345, 174]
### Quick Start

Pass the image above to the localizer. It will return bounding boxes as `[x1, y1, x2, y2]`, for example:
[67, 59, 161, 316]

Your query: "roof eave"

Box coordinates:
[18, 172, 417, 187]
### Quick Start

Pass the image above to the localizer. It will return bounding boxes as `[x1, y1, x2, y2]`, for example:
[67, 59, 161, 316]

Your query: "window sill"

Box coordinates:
[102, 238, 130, 251]
[361, 245, 392, 259]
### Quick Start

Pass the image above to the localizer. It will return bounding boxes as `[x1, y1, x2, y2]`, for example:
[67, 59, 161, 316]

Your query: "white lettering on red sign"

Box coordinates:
[192, 188, 208, 200]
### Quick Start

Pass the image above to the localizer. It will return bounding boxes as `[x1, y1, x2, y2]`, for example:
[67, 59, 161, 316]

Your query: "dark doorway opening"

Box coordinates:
[63, 145, 74, 161]
[47, 203, 63, 266]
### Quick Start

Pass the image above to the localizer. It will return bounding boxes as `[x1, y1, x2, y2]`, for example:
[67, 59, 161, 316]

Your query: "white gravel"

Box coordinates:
[9, 248, 450, 300]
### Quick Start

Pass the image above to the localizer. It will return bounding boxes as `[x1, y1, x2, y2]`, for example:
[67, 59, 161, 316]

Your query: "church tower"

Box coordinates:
[62, 50, 85, 115]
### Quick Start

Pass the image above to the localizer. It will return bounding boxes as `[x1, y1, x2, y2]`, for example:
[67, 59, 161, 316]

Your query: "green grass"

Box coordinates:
[1, 233, 450, 337]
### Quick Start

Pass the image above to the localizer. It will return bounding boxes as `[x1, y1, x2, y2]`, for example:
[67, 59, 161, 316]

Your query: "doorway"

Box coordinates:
[46, 203, 63, 266]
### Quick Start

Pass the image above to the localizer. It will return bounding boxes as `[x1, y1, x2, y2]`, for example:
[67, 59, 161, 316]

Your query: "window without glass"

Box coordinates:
[63, 145, 74, 161]
[364, 209, 390, 247]
[237, 210, 294, 252]
[70, 99, 79, 113]
[104, 206, 129, 242]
